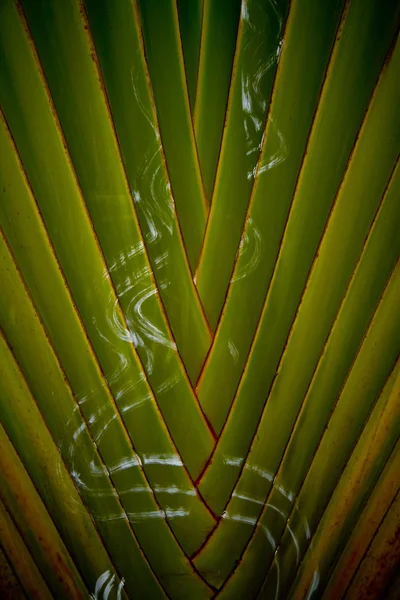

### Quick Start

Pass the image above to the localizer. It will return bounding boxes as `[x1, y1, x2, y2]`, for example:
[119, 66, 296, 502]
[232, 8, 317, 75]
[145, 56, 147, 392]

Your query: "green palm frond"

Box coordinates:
[0, 0, 399, 598]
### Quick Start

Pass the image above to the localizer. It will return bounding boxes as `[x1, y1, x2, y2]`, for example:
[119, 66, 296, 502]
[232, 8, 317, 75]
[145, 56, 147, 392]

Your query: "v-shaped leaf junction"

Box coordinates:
[0, 1, 399, 599]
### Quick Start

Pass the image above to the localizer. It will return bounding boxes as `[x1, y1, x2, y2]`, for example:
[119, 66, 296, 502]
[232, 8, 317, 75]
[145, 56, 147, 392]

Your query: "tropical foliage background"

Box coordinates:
[0, 0, 399, 598]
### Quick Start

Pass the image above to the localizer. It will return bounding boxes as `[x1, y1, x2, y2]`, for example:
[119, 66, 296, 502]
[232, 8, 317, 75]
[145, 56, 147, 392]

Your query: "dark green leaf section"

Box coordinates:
[198, 13, 400, 504]
[137, 0, 208, 271]
[195, 0, 290, 330]
[197, 0, 345, 432]
[0, 110, 215, 558]
[289, 360, 400, 598]
[83, 0, 212, 383]
[219, 259, 400, 599]
[0, 233, 213, 599]
[258, 263, 400, 600]
[19, 0, 210, 391]
[194, 0, 241, 200]
[0, 425, 113, 600]
[177, 0, 203, 113]
[0, 1, 398, 598]
[0, 333, 127, 599]
[0, 0, 214, 481]
[194, 32, 400, 585]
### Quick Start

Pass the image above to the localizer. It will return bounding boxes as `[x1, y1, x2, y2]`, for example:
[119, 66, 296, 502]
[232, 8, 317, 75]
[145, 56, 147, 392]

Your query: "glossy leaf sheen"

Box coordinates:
[0, 0, 399, 598]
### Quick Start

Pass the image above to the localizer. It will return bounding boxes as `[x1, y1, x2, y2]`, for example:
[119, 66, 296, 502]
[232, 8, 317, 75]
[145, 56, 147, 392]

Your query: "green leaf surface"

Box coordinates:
[0, 1, 398, 598]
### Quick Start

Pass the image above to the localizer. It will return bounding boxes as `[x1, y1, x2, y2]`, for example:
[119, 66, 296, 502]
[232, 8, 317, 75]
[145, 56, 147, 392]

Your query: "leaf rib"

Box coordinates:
[14, 0, 214, 480]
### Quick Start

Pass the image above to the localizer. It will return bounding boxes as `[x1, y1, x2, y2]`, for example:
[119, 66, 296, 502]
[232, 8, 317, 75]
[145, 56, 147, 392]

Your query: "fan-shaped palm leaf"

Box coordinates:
[0, 0, 399, 598]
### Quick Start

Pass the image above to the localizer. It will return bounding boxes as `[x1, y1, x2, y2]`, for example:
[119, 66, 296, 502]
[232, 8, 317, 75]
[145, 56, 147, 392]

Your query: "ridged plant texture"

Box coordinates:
[0, 0, 399, 598]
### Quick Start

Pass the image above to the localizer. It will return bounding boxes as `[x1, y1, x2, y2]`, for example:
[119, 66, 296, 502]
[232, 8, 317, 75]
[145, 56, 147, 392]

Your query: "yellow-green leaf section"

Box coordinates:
[0, 0, 399, 598]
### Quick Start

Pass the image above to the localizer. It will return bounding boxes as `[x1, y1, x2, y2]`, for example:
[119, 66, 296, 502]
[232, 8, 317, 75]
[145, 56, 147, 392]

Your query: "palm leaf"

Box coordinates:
[0, 0, 399, 598]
